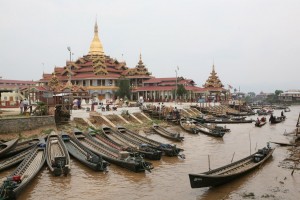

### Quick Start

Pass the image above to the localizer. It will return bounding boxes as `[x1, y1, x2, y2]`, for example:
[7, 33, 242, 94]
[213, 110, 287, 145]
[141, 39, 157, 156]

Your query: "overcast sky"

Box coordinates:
[1, 0, 299, 93]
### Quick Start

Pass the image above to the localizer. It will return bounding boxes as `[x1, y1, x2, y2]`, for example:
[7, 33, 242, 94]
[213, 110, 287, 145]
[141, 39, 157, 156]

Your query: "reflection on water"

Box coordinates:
[3, 106, 298, 199]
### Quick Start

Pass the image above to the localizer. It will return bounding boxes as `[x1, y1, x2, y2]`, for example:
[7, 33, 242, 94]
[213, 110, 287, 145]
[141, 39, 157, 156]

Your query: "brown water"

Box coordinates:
[1, 107, 300, 200]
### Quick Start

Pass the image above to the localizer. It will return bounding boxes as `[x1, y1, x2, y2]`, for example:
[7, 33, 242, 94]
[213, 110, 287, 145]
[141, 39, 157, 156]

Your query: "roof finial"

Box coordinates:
[89, 17, 104, 55]
[94, 17, 98, 34]
[212, 57, 215, 72]
[139, 52, 142, 61]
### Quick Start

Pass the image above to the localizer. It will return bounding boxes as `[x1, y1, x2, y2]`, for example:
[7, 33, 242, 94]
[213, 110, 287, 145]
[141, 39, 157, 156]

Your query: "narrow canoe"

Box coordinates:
[0, 138, 19, 157]
[189, 146, 275, 188]
[72, 129, 153, 173]
[94, 126, 162, 160]
[117, 126, 183, 157]
[152, 124, 184, 142]
[61, 132, 108, 171]
[46, 131, 71, 176]
[0, 146, 35, 172]
[0, 139, 46, 199]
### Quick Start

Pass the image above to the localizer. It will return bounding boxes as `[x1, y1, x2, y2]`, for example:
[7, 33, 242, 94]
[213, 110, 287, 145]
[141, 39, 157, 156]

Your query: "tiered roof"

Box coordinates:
[39, 22, 151, 83]
[203, 65, 224, 88]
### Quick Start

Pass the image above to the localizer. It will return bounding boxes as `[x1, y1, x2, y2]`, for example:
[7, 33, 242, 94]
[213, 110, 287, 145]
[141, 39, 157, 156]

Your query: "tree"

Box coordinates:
[275, 90, 283, 96]
[115, 79, 131, 100]
[177, 84, 188, 99]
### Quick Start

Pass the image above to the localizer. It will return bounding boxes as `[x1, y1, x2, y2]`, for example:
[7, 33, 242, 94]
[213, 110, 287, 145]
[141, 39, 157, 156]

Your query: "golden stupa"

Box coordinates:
[88, 20, 104, 56]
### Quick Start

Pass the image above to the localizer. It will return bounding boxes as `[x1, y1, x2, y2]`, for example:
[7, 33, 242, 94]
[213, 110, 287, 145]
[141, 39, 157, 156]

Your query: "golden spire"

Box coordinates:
[88, 20, 104, 56]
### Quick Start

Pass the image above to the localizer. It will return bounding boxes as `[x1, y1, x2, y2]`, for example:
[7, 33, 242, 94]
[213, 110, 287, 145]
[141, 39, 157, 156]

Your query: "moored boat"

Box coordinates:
[204, 117, 253, 124]
[193, 122, 225, 138]
[0, 138, 46, 200]
[95, 126, 162, 160]
[46, 131, 71, 176]
[152, 124, 184, 142]
[0, 138, 19, 157]
[189, 144, 275, 188]
[72, 129, 153, 173]
[0, 146, 35, 172]
[61, 132, 108, 171]
[117, 126, 183, 157]
[2, 138, 40, 158]
[179, 118, 199, 134]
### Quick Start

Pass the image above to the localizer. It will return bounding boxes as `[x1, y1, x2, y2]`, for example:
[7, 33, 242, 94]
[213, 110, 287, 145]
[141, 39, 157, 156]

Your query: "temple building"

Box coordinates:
[134, 77, 205, 102]
[0, 79, 36, 107]
[36, 20, 230, 103]
[202, 65, 229, 102]
[39, 21, 152, 101]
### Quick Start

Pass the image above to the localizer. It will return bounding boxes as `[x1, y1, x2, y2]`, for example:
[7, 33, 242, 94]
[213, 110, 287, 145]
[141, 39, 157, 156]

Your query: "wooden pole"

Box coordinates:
[208, 155, 211, 171]
[231, 152, 235, 163]
[249, 131, 252, 155]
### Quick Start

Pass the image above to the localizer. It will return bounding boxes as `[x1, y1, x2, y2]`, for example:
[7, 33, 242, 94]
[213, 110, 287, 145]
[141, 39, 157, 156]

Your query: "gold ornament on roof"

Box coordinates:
[203, 64, 224, 88]
[48, 72, 61, 90]
[127, 53, 151, 76]
[88, 20, 104, 56]
[92, 55, 108, 75]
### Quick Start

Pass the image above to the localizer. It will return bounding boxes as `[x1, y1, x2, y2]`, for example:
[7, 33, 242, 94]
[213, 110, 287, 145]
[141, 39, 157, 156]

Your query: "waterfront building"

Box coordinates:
[134, 77, 205, 102]
[0, 79, 36, 107]
[278, 90, 300, 102]
[38, 20, 207, 102]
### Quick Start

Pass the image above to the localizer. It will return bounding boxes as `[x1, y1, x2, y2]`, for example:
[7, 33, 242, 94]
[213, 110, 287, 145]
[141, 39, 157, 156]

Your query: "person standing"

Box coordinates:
[77, 99, 81, 109]
[19, 100, 24, 114]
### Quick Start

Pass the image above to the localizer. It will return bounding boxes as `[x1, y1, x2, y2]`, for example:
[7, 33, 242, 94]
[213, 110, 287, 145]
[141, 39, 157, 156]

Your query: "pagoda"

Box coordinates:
[203, 65, 224, 88]
[203, 65, 228, 102]
[39, 20, 152, 101]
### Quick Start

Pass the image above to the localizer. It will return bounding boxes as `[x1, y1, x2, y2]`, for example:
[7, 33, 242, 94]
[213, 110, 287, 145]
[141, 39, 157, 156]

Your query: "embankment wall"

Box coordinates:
[0, 115, 55, 134]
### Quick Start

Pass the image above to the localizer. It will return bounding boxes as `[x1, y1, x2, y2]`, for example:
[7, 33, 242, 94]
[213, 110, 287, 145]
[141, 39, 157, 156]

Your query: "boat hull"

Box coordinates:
[189, 148, 274, 188]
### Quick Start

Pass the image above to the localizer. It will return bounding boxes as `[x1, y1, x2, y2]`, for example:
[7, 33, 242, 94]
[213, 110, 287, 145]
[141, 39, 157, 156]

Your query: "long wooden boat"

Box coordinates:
[0, 138, 19, 157]
[269, 115, 286, 124]
[93, 126, 162, 160]
[189, 145, 275, 188]
[46, 131, 71, 176]
[0, 146, 35, 172]
[204, 118, 253, 124]
[193, 123, 225, 138]
[0, 138, 46, 199]
[117, 126, 184, 157]
[179, 118, 199, 134]
[152, 124, 184, 142]
[190, 117, 230, 132]
[255, 121, 267, 127]
[61, 132, 108, 171]
[72, 129, 153, 173]
[2, 138, 40, 158]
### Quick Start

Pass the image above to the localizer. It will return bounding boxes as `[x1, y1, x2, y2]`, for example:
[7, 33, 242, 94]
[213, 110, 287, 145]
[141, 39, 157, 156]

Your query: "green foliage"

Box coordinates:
[35, 101, 48, 116]
[275, 90, 283, 96]
[177, 84, 187, 97]
[115, 79, 131, 99]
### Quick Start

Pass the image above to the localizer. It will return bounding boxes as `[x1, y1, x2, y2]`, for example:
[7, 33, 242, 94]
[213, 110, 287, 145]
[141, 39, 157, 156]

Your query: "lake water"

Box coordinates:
[1, 106, 299, 200]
